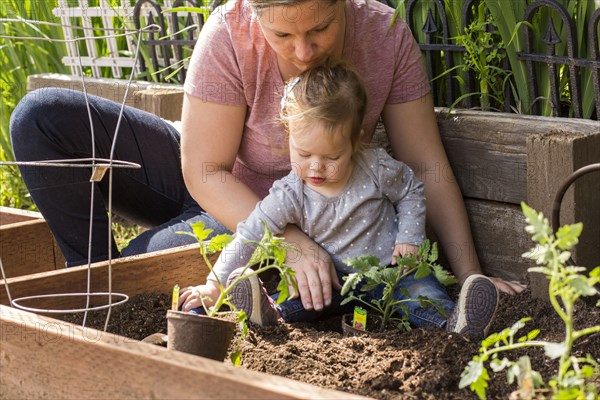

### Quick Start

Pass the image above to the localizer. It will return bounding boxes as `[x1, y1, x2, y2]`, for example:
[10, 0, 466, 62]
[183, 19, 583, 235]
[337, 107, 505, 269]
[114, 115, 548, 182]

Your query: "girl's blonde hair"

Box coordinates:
[280, 60, 367, 152]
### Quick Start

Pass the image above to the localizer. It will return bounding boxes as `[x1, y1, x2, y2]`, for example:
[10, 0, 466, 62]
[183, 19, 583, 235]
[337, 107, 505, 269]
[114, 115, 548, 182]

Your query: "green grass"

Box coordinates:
[1, 0, 69, 209]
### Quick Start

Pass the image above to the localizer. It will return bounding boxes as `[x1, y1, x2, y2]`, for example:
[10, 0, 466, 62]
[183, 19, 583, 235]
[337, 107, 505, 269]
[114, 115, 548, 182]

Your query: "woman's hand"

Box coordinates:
[178, 280, 221, 312]
[489, 276, 527, 295]
[284, 226, 341, 312]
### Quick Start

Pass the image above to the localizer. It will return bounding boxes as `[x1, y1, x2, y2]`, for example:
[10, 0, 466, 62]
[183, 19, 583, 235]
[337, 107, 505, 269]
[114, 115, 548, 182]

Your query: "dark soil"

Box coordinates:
[61, 288, 600, 399]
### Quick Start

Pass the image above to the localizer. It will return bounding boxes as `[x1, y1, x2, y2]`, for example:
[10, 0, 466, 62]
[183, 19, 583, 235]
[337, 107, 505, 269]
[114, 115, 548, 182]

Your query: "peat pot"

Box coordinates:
[341, 313, 378, 336]
[167, 310, 236, 361]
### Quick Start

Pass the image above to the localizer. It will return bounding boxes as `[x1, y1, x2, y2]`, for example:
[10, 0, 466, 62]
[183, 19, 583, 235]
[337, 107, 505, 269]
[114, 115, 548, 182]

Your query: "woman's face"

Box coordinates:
[256, 1, 345, 72]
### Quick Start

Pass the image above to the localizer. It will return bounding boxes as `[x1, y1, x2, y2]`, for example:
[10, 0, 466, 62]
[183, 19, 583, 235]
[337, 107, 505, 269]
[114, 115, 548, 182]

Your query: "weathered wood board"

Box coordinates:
[0, 244, 208, 312]
[0, 206, 43, 225]
[0, 305, 366, 399]
[0, 209, 65, 278]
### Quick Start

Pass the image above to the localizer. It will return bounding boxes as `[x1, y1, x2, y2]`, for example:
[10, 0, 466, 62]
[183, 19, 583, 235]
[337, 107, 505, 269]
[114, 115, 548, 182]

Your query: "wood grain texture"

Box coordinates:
[0, 305, 366, 399]
[0, 207, 43, 225]
[0, 219, 64, 278]
[527, 131, 600, 298]
[464, 199, 534, 282]
[0, 244, 210, 312]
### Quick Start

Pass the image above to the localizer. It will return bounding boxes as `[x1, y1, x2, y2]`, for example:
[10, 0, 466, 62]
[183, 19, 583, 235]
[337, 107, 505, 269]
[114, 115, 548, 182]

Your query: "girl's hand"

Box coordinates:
[284, 226, 341, 312]
[178, 280, 220, 312]
[391, 243, 419, 265]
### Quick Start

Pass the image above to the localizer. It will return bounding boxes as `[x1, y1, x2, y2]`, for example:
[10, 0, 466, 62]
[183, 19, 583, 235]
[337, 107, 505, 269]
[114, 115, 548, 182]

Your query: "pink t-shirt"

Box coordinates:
[184, 0, 430, 198]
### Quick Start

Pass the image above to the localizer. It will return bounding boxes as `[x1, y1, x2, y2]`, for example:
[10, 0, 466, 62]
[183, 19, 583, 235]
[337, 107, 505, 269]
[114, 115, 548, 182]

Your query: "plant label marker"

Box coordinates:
[353, 307, 367, 331]
[171, 284, 179, 311]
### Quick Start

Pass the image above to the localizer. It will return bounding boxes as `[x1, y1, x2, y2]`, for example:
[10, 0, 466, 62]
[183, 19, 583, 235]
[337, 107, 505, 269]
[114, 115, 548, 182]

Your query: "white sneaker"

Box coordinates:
[226, 268, 280, 327]
[446, 274, 499, 339]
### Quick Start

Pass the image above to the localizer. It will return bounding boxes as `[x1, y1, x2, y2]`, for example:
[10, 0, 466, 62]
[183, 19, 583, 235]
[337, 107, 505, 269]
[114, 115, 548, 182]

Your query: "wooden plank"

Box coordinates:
[26, 74, 184, 120]
[527, 130, 600, 299]
[0, 207, 43, 225]
[435, 109, 600, 205]
[464, 199, 534, 283]
[134, 88, 184, 121]
[0, 244, 211, 312]
[0, 219, 64, 278]
[0, 305, 366, 399]
[441, 136, 527, 204]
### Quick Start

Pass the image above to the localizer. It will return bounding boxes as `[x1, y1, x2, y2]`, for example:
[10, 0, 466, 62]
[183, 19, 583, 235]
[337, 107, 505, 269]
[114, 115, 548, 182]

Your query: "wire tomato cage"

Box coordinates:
[0, 18, 162, 331]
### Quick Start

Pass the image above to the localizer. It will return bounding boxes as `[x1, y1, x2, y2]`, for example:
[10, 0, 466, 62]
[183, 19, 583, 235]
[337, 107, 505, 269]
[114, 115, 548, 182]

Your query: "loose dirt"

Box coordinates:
[62, 287, 600, 399]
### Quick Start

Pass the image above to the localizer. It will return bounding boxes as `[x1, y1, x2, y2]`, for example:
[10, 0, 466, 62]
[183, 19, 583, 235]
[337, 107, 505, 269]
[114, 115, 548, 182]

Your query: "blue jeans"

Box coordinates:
[10, 88, 229, 267]
[274, 270, 455, 329]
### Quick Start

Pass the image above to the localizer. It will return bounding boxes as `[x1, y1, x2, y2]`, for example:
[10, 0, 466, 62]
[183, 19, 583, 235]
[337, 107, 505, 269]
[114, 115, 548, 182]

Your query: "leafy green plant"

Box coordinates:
[340, 240, 457, 332]
[460, 202, 600, 399]
[394, 0, 598, 119]
[450, 7, 510, 111]
[180, 221, 297, 364]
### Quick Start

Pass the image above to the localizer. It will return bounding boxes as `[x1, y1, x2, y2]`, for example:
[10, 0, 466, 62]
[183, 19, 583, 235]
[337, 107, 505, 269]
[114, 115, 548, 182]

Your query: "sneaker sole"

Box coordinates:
[453, 275, 499, 338]
[230, 273, 278, 326]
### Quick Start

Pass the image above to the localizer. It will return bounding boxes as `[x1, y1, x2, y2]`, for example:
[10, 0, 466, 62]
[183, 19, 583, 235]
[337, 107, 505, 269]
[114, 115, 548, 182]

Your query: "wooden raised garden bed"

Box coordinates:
[0, 75, 597, 398]
[0, 244, 366, 399]
[0, 206, 65, 278]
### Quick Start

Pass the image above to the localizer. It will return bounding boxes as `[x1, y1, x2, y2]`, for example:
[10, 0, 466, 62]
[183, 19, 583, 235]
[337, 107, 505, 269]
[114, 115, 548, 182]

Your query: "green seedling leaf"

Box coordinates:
[343, 255, 381, 272]
[428, 241, 439, 263]
[363, 267, 384, 287]
[230, 351, 242, 366]
[490, 357, 511, 372]
[510, 317, 531, 335]
[567, 275, 598, 297]
[521, 202, 551, 243]
[418, 239, 431, 260]
[275, 270, 296, 305]
[432, 264, 458, 286]
[544, 341, 566, 359]
[190, 221, 212, 242]
[481, 332, 502, 349]
[460, 360, 489, 400]
[526, 329, 540, 341]
[414, 263, 432, 279]
[523, 244, 551, 264]
[580, 365, 596, 378]
[379, 267, 400, 285]
[237, 311, 248, 336]
[555, 223, 583, 250]
[341, 272, 363, 296]
[208, 233, 234, 252]
[247, 246, 268, 267]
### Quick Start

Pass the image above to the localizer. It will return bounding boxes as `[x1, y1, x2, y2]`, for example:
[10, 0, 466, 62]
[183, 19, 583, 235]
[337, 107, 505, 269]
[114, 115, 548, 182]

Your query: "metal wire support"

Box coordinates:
[552, 163, 600, 232]
[551, 162, 600, 265]
[0, 20, 159, 331]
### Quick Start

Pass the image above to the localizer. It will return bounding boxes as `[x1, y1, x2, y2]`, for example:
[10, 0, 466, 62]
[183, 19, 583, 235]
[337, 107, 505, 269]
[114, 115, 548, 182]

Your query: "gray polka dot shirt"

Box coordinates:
[211, 148, 426, 283]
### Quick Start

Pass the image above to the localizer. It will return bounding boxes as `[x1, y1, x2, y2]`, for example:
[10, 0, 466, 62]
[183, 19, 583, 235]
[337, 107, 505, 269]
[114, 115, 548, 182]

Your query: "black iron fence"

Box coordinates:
[133, 0, 600, 120]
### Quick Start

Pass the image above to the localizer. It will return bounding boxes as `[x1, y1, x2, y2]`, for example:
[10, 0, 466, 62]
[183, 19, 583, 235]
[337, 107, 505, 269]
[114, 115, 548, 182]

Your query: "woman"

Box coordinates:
[10, 0, 523, 312]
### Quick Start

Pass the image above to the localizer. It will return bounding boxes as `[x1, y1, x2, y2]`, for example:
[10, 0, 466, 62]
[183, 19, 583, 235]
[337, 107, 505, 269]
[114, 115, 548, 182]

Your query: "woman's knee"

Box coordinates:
[11, 88, 73, 129]
[10, 88, 85, 159]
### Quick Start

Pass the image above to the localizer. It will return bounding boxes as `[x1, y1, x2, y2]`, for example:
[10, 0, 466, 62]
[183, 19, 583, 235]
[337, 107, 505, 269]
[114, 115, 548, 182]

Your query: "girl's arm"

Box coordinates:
[382, 94, 525, 294]
[182, 100, 339, 310]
